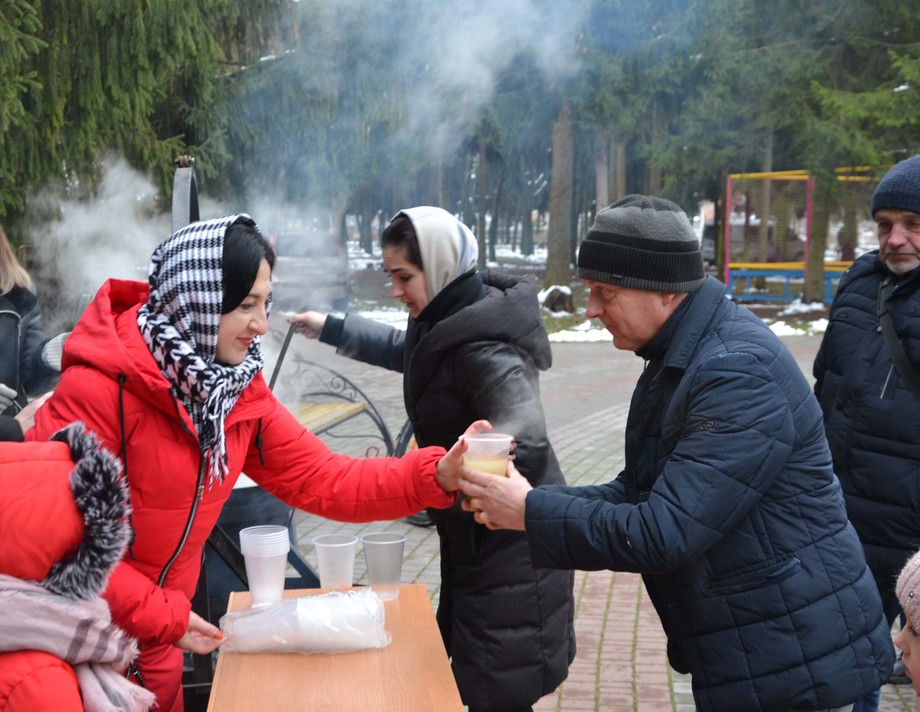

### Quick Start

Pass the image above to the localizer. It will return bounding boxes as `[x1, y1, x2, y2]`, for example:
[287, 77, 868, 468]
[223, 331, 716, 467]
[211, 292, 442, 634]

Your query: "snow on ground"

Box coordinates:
[346, 241, 828, 341]
[768, 298, 829, 336]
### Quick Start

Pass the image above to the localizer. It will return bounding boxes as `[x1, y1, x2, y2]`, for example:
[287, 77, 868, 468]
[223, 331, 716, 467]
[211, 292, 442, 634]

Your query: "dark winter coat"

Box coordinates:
[814, 252, 920, 597]
[0, 285, 56, 416]
[524, 276, 893, 712]
[27, 278, 457, 711]
[322, 269, 576, 710]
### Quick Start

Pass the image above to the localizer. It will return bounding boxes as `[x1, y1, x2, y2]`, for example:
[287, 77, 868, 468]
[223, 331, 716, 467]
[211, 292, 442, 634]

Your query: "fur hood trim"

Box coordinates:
[43, 422, 131, 599]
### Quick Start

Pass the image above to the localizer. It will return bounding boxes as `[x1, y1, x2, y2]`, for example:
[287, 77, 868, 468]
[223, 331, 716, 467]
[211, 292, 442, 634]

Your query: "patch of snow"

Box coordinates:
[769, 318, 828, 336]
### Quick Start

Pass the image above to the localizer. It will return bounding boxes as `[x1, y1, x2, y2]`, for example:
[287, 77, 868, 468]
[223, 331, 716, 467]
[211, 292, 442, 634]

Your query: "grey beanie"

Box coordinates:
[871, 154, 920, 217]
[577, 194, 705, 292]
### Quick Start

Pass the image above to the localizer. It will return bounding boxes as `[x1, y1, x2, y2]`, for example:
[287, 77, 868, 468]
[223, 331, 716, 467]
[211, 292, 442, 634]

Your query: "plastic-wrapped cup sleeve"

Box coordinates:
[220, 588, 391, 654]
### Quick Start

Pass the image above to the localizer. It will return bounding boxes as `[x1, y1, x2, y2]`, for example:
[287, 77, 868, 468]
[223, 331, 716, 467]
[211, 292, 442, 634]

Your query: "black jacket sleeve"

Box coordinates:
[0, 415, 24, 442]
[324, 313, 406, 373]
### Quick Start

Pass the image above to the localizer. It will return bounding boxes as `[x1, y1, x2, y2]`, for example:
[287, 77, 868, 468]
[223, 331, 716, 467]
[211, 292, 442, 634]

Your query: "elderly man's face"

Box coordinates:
[583, 279, 682, 352]
[876, 208, 920, 275]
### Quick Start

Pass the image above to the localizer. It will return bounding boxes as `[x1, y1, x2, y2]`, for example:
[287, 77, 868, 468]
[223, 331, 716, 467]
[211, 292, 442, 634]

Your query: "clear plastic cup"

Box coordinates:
[312, 534, 358, 590]
[239, 525, 290, 607]
[463, 433, 513, 476]
[360, 532, 406, 600]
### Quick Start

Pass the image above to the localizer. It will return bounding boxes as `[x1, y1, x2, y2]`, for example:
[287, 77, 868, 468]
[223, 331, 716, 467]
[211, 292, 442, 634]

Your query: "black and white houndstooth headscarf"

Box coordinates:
[136, 214, 265, 487]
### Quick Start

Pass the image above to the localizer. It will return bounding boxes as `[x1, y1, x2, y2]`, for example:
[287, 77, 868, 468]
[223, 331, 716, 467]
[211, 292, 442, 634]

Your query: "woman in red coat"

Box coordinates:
[0, 422, 154, 712]
[28, 214, 472, 711]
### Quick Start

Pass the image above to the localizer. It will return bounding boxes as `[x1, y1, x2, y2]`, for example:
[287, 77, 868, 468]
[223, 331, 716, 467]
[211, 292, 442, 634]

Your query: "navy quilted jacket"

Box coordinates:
[814, 252, 920, 595]
[526, 277, 893, 712]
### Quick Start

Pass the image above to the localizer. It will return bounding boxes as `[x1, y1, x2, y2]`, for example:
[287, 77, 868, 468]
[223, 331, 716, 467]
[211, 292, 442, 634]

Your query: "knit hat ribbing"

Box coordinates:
[897, 549, 920, 633]
[577, 194, 705, 292]
[871, 154, 920, 217]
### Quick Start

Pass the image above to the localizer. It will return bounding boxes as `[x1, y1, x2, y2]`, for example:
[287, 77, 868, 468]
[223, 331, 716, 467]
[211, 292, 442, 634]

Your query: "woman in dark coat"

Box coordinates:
[291, 206, 576, 712]
[0, 226, 62, 440]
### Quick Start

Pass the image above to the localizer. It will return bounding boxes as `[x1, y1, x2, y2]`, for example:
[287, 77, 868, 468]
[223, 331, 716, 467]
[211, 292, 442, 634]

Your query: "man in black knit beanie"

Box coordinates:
[459, 193, 893, 712]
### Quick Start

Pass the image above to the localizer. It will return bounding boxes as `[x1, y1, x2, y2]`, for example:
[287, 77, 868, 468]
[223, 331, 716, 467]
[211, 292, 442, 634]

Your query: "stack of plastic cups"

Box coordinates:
[239, 525, 290, 608]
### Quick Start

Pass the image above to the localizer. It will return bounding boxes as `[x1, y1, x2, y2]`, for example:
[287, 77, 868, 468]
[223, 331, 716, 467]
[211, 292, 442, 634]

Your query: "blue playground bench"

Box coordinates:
[725, 261, 852, 305]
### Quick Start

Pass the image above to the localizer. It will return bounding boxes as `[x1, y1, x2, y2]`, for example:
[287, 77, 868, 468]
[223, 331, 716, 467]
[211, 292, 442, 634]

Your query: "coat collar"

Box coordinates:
[649, 277, 727, 373]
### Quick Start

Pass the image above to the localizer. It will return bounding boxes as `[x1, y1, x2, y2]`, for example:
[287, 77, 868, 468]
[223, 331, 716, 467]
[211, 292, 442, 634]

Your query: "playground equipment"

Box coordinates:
[722, 167, 883, 304]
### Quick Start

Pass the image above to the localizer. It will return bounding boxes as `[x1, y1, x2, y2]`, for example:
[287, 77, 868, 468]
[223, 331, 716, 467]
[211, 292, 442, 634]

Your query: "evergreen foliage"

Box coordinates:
[4, 0, 920, 295]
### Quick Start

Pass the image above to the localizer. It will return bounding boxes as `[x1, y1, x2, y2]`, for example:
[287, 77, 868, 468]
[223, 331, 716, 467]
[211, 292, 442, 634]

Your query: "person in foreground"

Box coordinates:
[289, 206, 575, 712]
[0, 421, 154, 712]
[814, 154, 920, 709]
[27, 214, 476, 711]
[459, 194, 894, 712]
[894, 550, 920, 704]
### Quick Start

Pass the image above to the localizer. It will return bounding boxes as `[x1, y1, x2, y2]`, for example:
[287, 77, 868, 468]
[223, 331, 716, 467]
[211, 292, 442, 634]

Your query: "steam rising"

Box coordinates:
[27, 0, 591, 333]
[290, 0, 588, 160]
[27, 157, 228, 332]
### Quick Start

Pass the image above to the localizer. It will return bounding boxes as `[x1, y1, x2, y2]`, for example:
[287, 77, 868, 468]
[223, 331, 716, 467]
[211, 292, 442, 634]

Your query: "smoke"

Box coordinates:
[290, 0, 590, 160]
[27, 156, 228, 332]
[26, 1, 593, 332]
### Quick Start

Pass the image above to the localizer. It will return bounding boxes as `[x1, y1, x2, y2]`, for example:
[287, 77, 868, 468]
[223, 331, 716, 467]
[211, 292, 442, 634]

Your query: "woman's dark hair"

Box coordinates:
[380, 214, 422, 269]
[222, 221, 275, 314]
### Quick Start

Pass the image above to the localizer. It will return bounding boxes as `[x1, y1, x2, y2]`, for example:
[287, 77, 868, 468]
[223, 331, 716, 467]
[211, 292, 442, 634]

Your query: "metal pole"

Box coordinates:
[268, 323, 296, 391]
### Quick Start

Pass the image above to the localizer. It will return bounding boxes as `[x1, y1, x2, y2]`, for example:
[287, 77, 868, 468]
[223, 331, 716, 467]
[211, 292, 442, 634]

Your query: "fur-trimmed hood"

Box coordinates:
[0, 421, 130, 599]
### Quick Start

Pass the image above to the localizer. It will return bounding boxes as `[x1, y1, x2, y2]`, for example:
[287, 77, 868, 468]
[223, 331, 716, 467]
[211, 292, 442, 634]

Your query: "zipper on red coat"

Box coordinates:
[157, 454, 207, 587]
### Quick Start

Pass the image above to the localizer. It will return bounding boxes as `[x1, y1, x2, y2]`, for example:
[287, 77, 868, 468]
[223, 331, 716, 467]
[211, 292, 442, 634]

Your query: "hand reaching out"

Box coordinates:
[288, 311, 327, 340]
[15, 391, 52, 434]
[0, 383, 16, 412]
[435, 419, 493, 492]
[175, 610, 225, 655]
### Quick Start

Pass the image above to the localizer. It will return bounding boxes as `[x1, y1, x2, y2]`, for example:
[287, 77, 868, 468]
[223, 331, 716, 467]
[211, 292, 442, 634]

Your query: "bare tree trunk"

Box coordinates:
[460, 153, 475, 238]
[839, 188, 858, 261]
[488, 162, 506, 263]
[804, 195, 829, 303]
[773, 185, 790, 261]
[522, 205, 534, 257]
[594, 132, 609, 213]
[648, 103, 663, 193]
[546, 101, 574, 287]
[476, 139, 488, 268]
[437, 157, 446, 209]
[757, 133, 773, 263]
[614, 139, 626, 201]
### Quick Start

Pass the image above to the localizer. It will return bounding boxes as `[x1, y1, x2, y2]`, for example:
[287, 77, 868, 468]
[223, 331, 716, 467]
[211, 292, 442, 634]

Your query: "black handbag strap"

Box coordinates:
[877, 279, 920, 399]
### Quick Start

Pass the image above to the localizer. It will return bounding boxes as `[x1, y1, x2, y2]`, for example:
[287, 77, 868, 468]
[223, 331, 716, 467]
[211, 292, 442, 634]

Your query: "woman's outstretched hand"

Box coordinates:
[175, 610, 226, 655]
[435, 419, 493, 492]
[288, 311, 327, 339]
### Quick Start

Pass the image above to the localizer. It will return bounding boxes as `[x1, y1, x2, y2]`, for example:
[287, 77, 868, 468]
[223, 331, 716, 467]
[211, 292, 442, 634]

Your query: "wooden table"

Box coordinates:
[206, 584, 463, 712]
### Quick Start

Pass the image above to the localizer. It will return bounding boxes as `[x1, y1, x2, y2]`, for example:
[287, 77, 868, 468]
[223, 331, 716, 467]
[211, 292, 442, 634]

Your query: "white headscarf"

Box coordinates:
[396, 206, 479, 300]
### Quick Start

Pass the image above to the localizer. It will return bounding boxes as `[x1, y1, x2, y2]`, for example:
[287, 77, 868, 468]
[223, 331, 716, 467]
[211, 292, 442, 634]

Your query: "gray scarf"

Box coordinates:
[0, 575, 155, 712]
